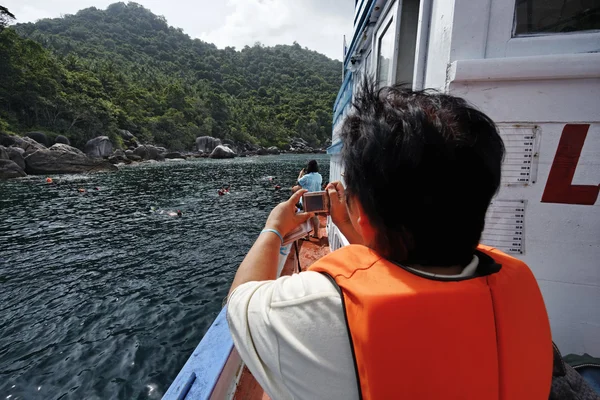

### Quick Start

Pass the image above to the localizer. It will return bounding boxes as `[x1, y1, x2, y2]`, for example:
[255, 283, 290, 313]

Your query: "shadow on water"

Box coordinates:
[0, 154, 329, 400]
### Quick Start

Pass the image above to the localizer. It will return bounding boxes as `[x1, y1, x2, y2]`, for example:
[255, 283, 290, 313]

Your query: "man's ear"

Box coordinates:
[354, 200, 376, 246]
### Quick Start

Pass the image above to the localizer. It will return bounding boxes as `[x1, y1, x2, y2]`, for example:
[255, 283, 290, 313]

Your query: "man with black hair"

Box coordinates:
[227, 83, 552, 399]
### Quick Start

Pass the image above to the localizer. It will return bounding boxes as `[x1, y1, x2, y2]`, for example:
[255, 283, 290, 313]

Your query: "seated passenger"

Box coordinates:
[293, 160, 323, 238]
[227, 83, 553, 400]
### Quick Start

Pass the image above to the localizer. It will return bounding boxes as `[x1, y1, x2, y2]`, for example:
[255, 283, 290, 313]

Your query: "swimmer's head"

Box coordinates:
[177, 210, 182, 217]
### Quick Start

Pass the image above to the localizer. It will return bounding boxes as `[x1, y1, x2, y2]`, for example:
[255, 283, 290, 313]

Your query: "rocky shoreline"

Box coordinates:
[0, 131, 328, 180]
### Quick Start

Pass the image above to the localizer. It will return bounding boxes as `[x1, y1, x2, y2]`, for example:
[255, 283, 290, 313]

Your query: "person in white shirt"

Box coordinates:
[226, 83, 551, 400]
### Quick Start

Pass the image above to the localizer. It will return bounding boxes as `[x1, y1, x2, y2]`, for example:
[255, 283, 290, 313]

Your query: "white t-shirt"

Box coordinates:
[227, 255, 479, 400]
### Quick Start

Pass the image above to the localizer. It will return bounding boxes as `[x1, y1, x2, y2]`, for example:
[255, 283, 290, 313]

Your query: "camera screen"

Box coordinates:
[304, 194, 325, 212]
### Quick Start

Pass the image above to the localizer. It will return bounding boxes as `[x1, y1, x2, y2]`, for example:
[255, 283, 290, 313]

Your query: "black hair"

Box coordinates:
[306, 160, 319, 173]
[341, 81, 505, 267]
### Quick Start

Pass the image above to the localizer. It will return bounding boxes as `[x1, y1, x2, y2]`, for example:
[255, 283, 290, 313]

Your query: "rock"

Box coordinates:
[119, 129, 135, 140]
[24, 148, 118, 175]
[84, 136, 113, 158]
[267, 146, 280, 155]
[6, 147, 25, 170]
[133, 146, 148, 159]
[133, 145, 164, 161]
[0, 159, 26, 179]
[5, 136, 46, 152]
[125, 150, 134, 157]
[257, 147, 269, 156]
[0, 145, 8, 160]
[241, 141, 259, 152]
[109, 155, 130, 165]
[127, 154, 142, 162]
[221, 139, 240, 153]
[196, 136, 222, 153]
[209, 145, 236, 159]
[147, 145, 164, 161]
[0, 133, 15, 147]
[114, 149, 125, 157]
[165, 152, 185, 159]
[54, 135, 70, 145]
[49, 143, 84, 156]
[26, 132, 49, 147]
[9, 146, 24, 155]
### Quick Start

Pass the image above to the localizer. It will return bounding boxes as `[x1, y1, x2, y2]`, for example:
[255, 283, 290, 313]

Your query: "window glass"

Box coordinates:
[377, 20, 394, 86]
[515, 0, 600, 35]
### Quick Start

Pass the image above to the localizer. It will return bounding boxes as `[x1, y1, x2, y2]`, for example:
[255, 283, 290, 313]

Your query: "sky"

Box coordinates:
[3, 0, 354, 60]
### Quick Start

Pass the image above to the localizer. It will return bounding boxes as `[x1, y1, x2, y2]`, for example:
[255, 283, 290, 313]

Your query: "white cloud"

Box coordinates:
[199, 0, 353, 60]
[2, 0, 353, 60]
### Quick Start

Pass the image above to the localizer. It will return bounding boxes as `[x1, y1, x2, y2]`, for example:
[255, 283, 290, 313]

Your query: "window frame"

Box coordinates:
[485, 0, 600, 58]
[373, 0, 402, 87]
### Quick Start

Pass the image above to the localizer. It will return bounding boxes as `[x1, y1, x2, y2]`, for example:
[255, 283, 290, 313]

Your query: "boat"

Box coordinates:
[164, 0, 599, 398]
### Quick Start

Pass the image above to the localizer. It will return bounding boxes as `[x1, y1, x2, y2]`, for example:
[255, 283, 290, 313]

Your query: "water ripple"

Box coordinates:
[0, 154, 329, 399]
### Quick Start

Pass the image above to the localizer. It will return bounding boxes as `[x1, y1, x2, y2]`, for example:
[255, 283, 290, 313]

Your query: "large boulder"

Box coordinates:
[133, 145, 148, 159]
[0, 145, 8, 160]
[267, 146, 280, 155]
[24, 148, 118, 175]
[2, 135, 46, 152]
[221, 139, 240, 154]
[26, 132, 49, 147]
[257, 147, 269, 156]
[114, 149, 125, 157]
[49, 143, 84, 156]
[133, 145, 164, 161]
[6, 147, 25, 170]
[84, 136, 113, 158]
[54, 135, 70, 145]
[0, 159, 26, 179]
[209, 145, 236, 159]
[196, 136, 222, 153]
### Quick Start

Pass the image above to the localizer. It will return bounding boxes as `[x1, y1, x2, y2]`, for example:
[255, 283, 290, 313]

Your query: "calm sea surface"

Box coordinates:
[0, 154, 330, 400]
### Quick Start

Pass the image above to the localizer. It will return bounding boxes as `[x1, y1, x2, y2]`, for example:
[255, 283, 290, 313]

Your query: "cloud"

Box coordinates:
[199, 0, 353, 60]
[3, 0, 353, 60]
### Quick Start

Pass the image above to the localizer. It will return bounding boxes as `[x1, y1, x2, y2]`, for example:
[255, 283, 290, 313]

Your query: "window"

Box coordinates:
[514, 0, 600, 35]
[373, 1, 400, 87]
[377, 21, 395, 86]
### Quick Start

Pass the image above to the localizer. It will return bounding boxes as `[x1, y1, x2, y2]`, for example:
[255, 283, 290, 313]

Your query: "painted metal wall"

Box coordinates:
[449, 55, 600, 354]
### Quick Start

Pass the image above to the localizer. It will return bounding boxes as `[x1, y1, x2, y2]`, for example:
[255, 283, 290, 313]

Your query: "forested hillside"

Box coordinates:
[0, 2, 341, 150]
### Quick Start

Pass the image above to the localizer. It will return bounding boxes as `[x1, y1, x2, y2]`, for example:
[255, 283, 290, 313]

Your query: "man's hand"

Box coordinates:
[326, 181, 363, 245]
[264, 189, 313, 236]
[327, 182, 351, 227]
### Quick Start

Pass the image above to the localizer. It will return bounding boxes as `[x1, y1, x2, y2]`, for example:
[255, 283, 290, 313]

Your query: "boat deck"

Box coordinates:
[233, 216, 330, 399]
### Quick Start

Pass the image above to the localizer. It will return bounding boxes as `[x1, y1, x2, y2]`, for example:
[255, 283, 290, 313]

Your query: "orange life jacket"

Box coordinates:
[309, 244, 553, 400]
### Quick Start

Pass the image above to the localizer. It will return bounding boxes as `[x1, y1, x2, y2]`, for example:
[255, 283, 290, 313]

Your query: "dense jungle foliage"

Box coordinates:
[0, 2, 342, 150]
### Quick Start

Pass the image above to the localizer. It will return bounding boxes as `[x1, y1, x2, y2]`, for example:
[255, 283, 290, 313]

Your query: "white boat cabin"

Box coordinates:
[328, 0, 600, 356]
